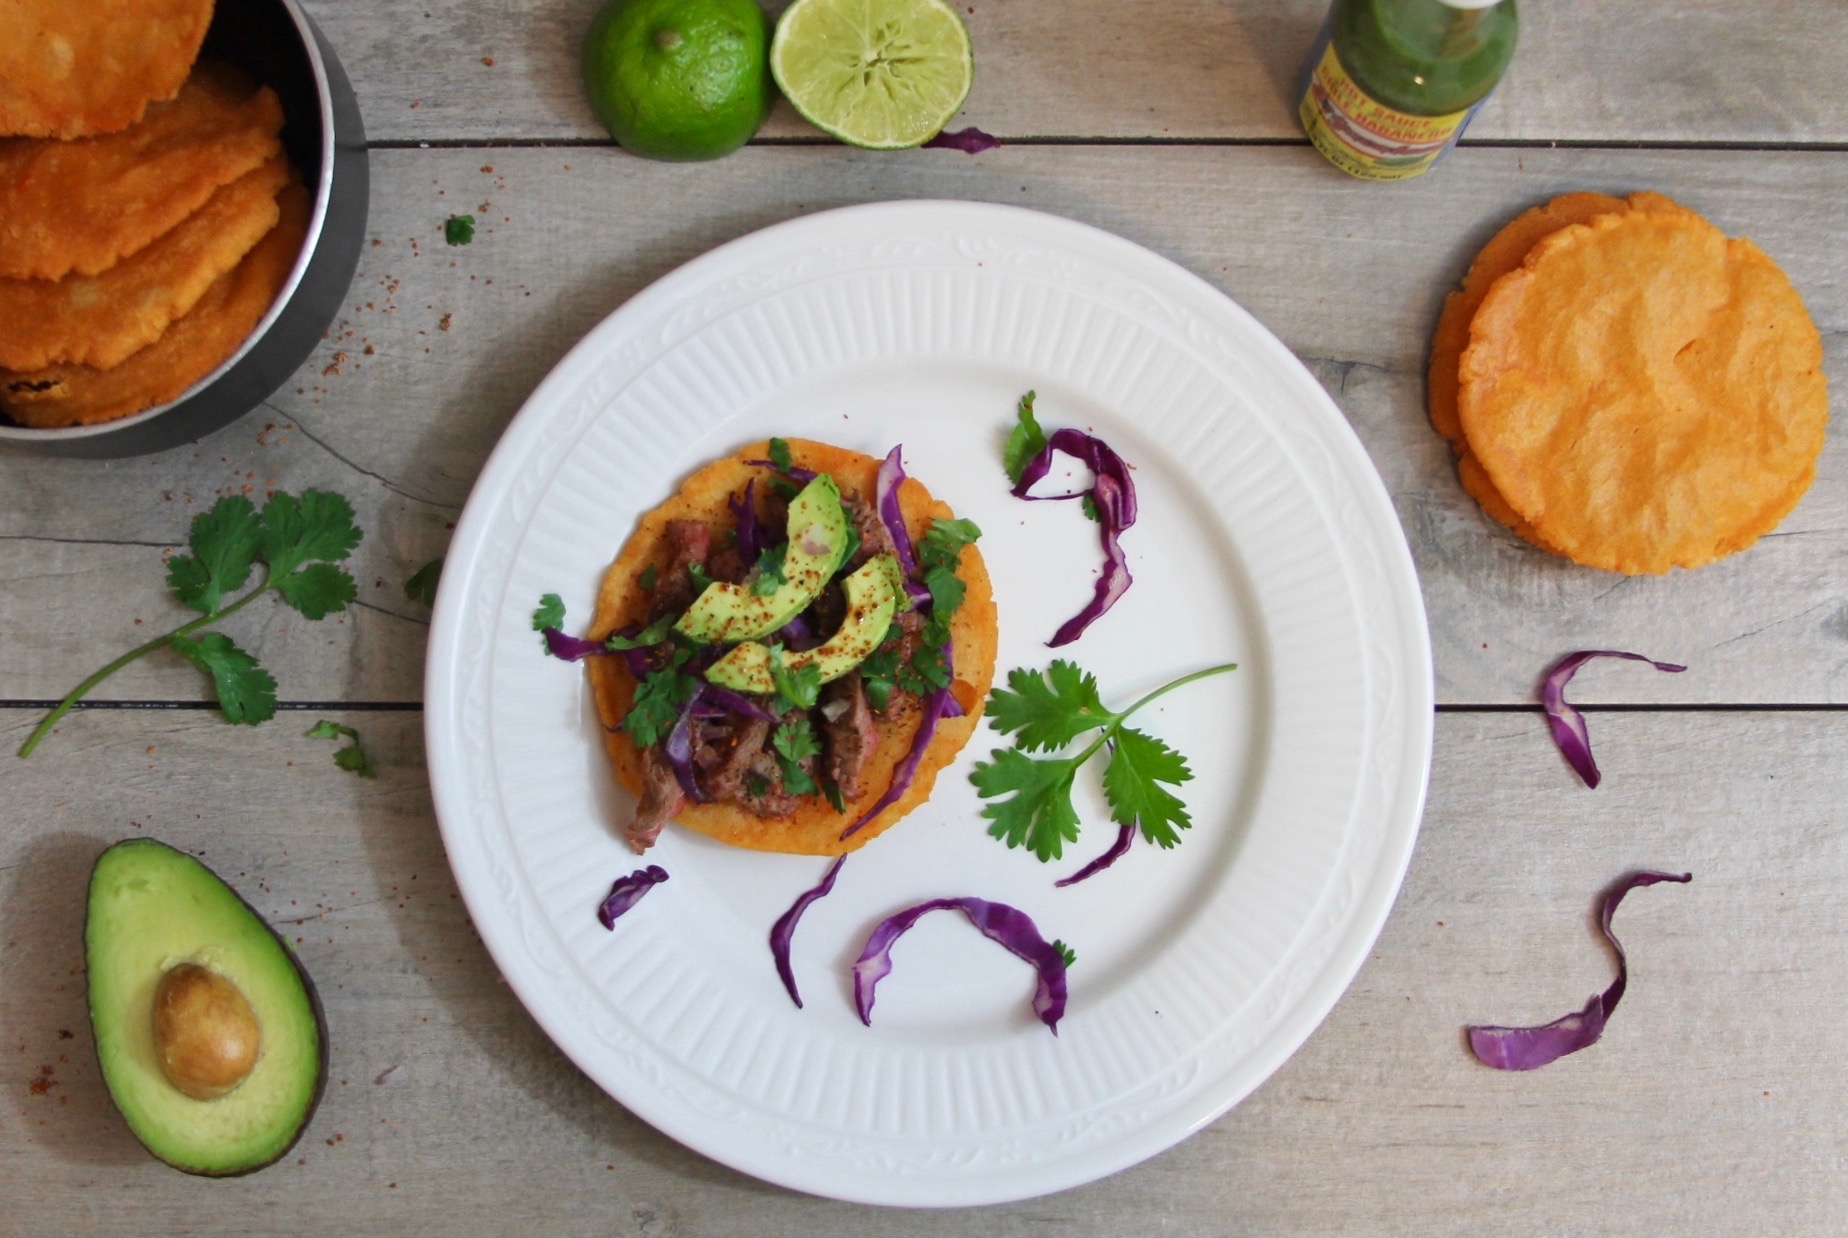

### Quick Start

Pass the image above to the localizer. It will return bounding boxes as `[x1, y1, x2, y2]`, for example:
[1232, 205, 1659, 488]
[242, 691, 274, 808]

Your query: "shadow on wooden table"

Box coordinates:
[2, 831, 148, 1169]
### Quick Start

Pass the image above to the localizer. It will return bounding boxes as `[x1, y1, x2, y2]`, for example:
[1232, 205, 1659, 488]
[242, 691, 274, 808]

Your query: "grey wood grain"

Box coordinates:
[298, 0, 1848, 145]
[1, 146, 1842, 706]
[2, 708, 1841, 1233]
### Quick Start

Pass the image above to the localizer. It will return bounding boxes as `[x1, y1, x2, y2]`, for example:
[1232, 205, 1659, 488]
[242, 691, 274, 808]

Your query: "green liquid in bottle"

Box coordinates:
[1300, 0, 1518, 180]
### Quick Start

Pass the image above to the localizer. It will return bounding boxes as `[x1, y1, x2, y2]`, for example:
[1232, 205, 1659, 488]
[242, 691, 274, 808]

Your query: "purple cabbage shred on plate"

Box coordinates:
[852, 896, 1069, 1033]
[1541, 650, 1686, 788]
[1055, 820, 1135, 887]
[875, 445, 919, 574]
[1467, 869, 1691, 1071]
[769, 855, 847, 1008]
[597, 864, 669, 929]
[1012, 426, 1138, 647]
[923, 127, 1000, 154]
[542, 627, 609, 662]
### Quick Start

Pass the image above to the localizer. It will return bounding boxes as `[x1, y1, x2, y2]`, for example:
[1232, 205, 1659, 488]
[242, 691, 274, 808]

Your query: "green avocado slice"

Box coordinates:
[86, 839, 325, 1176]
[705, 554, 904, 693]
[675, 473, 850, 644]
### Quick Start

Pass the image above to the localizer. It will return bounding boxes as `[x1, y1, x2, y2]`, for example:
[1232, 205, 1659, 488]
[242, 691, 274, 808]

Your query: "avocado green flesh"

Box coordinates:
[675, 473, 849, 644]
[706, 553, 902, 692]
[86, 839, 323, 1176]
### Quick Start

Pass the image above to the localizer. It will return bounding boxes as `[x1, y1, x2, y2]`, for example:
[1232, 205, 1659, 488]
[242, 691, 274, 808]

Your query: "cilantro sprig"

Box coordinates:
[18, 491, 362, 758]
[621, 647, 701, 748]
[308, 720, 378, 778]
[766, 644, 823, 713]
[771, 717, 821, 795]
[1003, 390, 1045, 486]
[404, 557, 443, 607]
[971, 660, 1236, 861]
[893, 517, 981, 695]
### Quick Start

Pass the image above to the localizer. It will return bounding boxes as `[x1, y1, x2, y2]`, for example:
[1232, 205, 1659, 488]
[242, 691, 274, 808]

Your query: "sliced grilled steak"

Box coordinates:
[627, 746, 685, 853]
[649, 519, 712, 619]
[705, 716, 771, 804]
[843, 496, 894, 571]
[822, 671, 879, 800]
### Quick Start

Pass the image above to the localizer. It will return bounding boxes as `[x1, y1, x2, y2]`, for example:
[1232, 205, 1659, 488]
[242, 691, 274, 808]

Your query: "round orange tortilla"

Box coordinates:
[585, 439, 997, 856]
[1458, 206, 1828, 575]
[0, 0, 215, 139]
[1, 179, 308, 428]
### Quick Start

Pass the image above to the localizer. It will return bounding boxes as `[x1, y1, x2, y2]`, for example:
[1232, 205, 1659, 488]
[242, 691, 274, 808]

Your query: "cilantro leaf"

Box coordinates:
[751, 543, 788, 596]
[445, 214, 474, 245]
[919, 517, 982, 563]
[1081, 493, 1101, 523]
[859, 638, 901, 711]
[275, 562, 357, 619]
[823, 778, 847, 813]
[638, 564, 658, 592]
[972, 748, 1081, 861]
[772, 717, 823, 764]
[621, 651, 699, 748]
[1103, 728, 1194, 847]
[687, 563, 715, 594]
[605, 614, 676, 650]
[1003, 390, 1046, 486]
[532, 593, 566, 631]
[897, 643, 951, 695]
[986, 660, 1112, 753]
[307, 720, 378, 778]
[768, 437, 793, 472]
[404, 557, 443, 607]
[259, 490, 362, 579]
[767, 645, 822, 712]
[1051, 939, 1077, 968]
[922, 560, 965, 618]
[169, 633, 277, 725]
[167, 496, 262, 613]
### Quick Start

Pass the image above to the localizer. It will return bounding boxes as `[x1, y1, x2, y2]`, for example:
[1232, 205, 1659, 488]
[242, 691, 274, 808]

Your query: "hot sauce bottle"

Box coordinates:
[1299, 0, 1518, 181]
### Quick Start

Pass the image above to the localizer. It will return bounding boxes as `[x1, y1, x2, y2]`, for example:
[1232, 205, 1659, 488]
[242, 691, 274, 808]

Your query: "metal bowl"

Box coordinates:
[0, 0, 369, 458]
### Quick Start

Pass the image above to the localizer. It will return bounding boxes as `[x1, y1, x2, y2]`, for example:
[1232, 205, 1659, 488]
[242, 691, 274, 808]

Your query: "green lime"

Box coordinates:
[582, 0, 774, 161]
[770, 0, 973, 150]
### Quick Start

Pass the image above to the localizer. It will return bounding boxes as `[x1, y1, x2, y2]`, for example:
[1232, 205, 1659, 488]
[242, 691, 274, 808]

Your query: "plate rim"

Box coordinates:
[425, 199, 1434, 1206]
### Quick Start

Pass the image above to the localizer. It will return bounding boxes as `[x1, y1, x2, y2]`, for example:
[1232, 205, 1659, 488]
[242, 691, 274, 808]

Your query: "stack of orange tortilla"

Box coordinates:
[1429, 191, 1828, 574]
[0, 3, 310, 429]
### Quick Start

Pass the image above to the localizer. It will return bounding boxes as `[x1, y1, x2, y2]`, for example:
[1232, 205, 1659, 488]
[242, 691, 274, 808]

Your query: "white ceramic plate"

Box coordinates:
[426, 201, 1432, 1207]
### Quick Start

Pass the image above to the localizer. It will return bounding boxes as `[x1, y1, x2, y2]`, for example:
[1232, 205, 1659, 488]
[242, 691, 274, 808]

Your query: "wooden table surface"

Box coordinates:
[5, 2, 1846, 1231]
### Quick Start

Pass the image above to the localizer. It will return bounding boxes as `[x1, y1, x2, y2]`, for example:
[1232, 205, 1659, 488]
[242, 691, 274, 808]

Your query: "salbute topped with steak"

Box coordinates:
[581, 438, 998, 857]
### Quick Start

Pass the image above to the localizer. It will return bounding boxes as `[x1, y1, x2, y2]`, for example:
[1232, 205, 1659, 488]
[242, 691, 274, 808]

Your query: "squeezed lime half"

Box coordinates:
[770, 0, 974, 150]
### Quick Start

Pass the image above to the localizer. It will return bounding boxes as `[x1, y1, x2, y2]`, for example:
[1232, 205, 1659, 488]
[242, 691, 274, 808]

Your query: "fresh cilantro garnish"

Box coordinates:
[745, 772, 770, 798]
[895, 517, 983, 694]
[19, 490, 362, 758]
[637, 563, 658, 592]
[404, 557, 443, 607]
[1081, 493, 1100, 523]
[307, 720, 378, 778]
[1051, 939, 1077, 968]
[687, 563, 715, 594]
[766, 644, 822, 713]
[532, 593, 566, 632]
[823, 778, 847, 813]
[970, 660, 1236, 861]
[620, 648, 699, 748]
[772, 718, 821, 795]
[768, 437, 793, 472]
[1003, 389, 1046, 486]
[750, 543, 788, 596]
[604, 614, 678, 650]
[444, 214, 475, 245]
[859, 637, 901, 711]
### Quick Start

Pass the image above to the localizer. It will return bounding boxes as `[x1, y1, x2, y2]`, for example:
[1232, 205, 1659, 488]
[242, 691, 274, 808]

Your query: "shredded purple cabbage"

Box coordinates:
[596, 864, 668, 929]
[1541, 651, 1687, 788]
[702, 684, 778, 721]
[1012, 428, 1139, 647]
[923, 126, 1000, 154]
[1467, 870, 1690, 1070]
[769, 855, 846, 1008]
[728, 481, 764, 563]
[852, 897, 1068, 1033]
[839, 650, 963, 841]
[778, 613, 822, 651]
[1056, 820, 1135, 887]
[662, 701, 711, 803]
[543, 627, 609, 661]
[747, 457, 819, 483]
[875, 446, 919, 574]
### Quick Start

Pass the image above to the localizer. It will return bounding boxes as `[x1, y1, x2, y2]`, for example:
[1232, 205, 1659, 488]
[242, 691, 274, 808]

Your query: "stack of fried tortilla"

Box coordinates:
[0, 2, 309, 429]
[1429, 192, 1828, 574]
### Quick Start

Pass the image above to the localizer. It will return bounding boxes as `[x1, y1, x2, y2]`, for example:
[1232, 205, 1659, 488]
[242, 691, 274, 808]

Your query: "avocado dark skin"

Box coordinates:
[85, 839, 328, 1176]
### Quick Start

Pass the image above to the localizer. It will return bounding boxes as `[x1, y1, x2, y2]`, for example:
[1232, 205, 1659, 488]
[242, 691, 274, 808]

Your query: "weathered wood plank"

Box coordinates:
[3, 708, 1842, 1232]
[297, 0, 1848, 145]
[2, 146, 1841, 705]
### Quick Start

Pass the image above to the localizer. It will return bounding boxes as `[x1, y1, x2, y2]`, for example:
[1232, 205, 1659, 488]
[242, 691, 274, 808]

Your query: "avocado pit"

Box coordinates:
[152, 962, 261, 1101]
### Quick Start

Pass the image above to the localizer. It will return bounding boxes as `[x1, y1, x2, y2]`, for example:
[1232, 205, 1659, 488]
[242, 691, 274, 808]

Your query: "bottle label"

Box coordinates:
[1298, 35, 1478, 181]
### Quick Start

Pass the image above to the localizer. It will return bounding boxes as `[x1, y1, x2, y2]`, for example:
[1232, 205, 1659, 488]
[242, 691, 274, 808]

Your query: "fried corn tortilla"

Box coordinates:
[1458, 206, 1827, 574]
[0, 0, 216, 139]
[0, 154, 286, 372]
[1, 181, 308, 428]
[0, 63, 284, 281]
[587, 440, 998, 856]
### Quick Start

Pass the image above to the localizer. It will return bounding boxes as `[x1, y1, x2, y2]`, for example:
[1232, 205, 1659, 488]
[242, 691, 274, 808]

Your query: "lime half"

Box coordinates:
[771, 0, 973, 150]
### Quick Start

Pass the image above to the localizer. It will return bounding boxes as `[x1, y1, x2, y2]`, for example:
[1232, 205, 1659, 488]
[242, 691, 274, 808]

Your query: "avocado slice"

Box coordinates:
[706, 554, 904, 693]
[86, 839, 325, 1176]
[675, 473, 850, 644]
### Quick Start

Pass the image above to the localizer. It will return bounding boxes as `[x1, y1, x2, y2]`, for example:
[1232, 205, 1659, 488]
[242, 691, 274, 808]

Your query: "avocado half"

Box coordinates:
[86, 839, 327, 1176]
